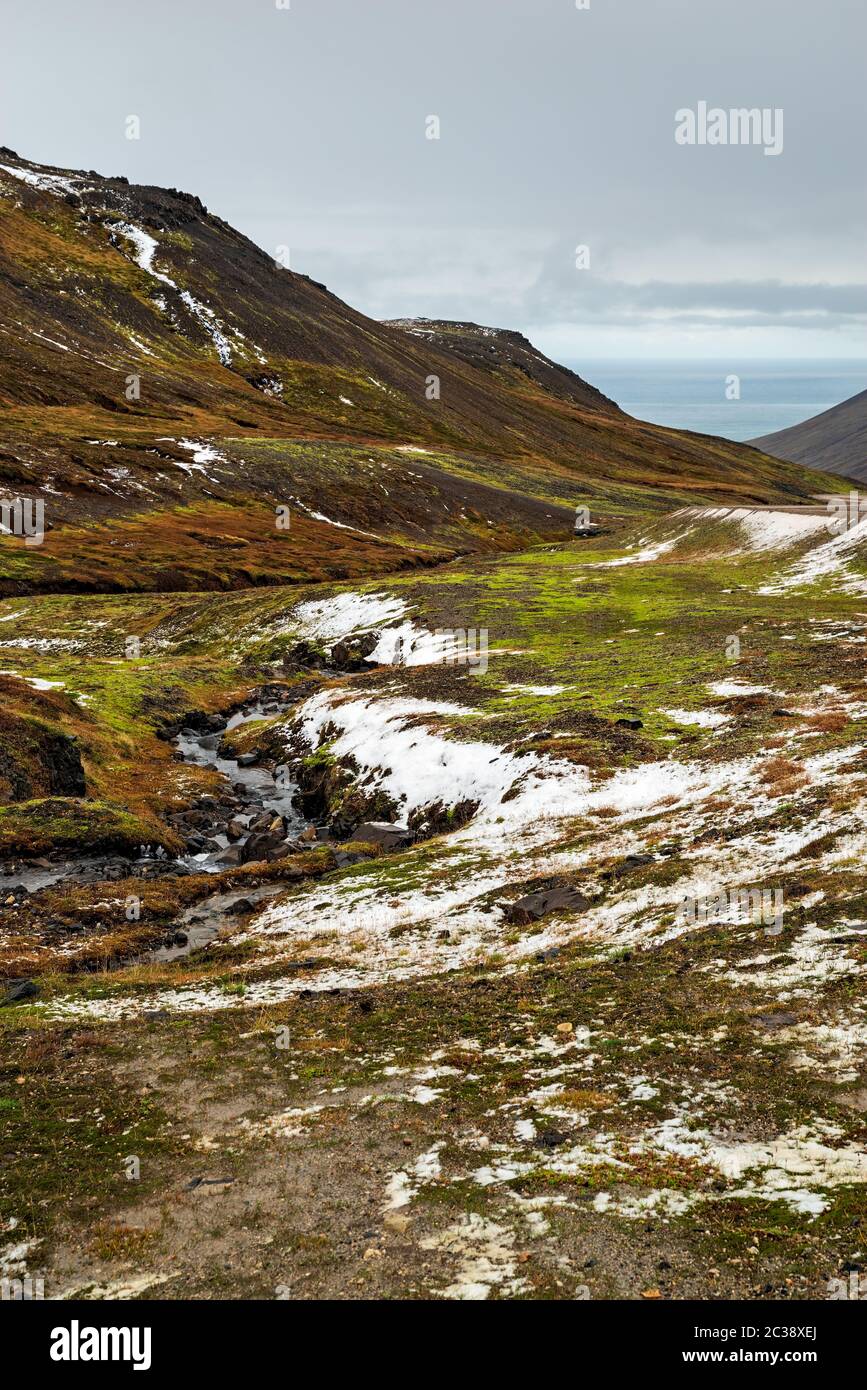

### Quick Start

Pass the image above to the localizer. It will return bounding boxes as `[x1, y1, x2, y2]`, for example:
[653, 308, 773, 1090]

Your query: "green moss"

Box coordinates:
[0, 797, 178, 856]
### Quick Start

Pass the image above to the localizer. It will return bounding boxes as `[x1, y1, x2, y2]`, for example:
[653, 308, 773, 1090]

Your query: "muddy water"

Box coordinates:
[145, 883, 287, 963]
[1, 855, 108, 894]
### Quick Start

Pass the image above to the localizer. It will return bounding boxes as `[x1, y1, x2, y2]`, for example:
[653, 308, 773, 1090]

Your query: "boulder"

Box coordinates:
[1, 978, 39, 1006]
[241, 831, 285, 863]
[610, 853, 654, 878]
[352, 822, 414, 850]
[329, 632, 379, 671]
[504, 883, 589, 926]
[214, 845, 243, 866]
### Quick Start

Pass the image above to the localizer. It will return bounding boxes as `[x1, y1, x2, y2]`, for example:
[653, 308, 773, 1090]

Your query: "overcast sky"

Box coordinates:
[4, 0, 865, 359]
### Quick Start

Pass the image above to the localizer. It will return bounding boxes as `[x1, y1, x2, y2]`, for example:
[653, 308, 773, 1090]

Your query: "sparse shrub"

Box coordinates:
[804, 711, 848, 733]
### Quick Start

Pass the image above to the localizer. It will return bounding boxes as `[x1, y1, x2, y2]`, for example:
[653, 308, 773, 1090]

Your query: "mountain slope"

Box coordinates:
[383, 318, 621, 413]
[0, 148, 847, 595]
[751, 386, 867, 483]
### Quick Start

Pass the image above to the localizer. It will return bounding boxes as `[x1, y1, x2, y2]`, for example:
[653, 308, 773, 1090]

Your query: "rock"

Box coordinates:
[329, 632, 379, 672]
[236, 751, 260, 768]
[241, 831, 285, 863]
[98, 858, 133, 881]
[214, 845, 243, 866]
[383, 1212, 411, 1234]
[610, 853, 654, 878]
[334, 850, 369, 868]
[1, 978, 39, 1006]
[504, 882, 589, 926]
[533, 1129, 569, 1149]
[265, 843, 295, 862]
[225, 817, 248, 841]
[226, 898, 255, 915]
[45, 732, 87, 797]
[615, 717, 643, 730]
[290, 639, 328, 668]
[352, 822, 414, 850]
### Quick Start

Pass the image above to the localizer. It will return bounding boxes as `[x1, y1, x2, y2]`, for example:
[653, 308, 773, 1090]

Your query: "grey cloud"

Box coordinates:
[4, 0, 866, 354]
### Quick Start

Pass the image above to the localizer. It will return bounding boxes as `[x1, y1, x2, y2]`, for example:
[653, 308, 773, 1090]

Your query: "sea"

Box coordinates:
[567, 360, 867, 443]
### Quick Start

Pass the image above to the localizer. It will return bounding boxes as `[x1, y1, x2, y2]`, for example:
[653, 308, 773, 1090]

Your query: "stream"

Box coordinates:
[172, 699, 310, 874]
[1, 692, 317, 959]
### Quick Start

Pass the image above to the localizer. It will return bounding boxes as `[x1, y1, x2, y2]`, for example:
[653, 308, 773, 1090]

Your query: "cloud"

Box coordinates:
[4, 0, 866, 356]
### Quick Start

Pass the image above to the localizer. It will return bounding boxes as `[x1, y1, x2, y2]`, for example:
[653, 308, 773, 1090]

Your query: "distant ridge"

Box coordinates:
[751, 384, 867, 482]
[383, 318, 622, 415]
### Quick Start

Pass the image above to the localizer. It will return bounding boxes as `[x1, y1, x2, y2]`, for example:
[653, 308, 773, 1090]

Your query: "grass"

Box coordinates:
[3, 507, 867, 1298]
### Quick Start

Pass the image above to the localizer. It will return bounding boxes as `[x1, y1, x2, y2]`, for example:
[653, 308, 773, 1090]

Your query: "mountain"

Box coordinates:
[0, 148, 844, 595]
[751, 386, 867, 483]
[383, 318, 621, 413]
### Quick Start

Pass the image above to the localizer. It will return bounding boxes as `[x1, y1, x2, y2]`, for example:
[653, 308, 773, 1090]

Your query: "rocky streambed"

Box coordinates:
[0, 678, 417, 972]
[1, 688, 316, 895]
[167, 691, 318, 872]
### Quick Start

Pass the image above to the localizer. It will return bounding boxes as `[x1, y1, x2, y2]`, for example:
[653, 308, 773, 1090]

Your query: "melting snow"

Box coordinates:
[663, 707, 731, 729]
[0, 163, 80, 196]
[291, 591, 408, 643]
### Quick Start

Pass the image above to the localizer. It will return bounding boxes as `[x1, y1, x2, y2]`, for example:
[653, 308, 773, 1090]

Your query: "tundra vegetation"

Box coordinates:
[1, 154, 865, 1302]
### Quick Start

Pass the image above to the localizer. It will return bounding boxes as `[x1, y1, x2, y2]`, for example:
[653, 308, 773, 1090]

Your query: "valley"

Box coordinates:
[5, 504, 867, 1300]
[2, 151, 866, 1304]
